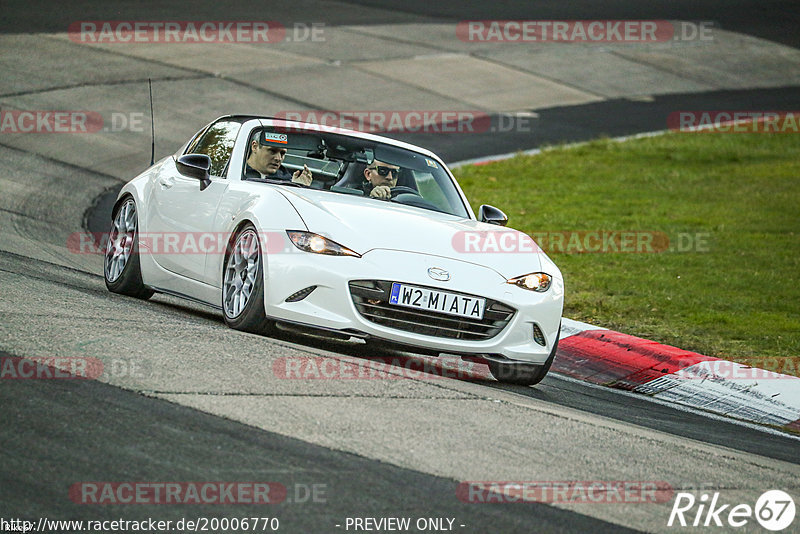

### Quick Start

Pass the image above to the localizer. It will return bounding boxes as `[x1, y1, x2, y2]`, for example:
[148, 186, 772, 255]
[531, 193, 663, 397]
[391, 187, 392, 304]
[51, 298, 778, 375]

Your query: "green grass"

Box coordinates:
[453, 132, 800, 374]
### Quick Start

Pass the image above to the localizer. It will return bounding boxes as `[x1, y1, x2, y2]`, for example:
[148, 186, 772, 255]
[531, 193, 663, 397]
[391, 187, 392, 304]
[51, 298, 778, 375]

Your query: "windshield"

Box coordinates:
[242, 127, 470, 218]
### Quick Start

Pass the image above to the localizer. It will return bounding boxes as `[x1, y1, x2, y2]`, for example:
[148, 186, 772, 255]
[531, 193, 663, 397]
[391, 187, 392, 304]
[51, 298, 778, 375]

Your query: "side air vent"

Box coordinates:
[285, 286, 317, 302]
[532, 323, 546, 346]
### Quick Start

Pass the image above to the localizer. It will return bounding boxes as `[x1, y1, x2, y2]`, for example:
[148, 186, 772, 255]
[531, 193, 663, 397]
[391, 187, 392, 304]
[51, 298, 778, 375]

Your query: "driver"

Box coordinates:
[362, 160, 401, 199]
[245, 131, 313, 185]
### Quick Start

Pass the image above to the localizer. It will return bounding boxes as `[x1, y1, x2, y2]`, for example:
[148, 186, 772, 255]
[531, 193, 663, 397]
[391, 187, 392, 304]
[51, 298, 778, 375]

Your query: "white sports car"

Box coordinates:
[104, 115, 564, 385]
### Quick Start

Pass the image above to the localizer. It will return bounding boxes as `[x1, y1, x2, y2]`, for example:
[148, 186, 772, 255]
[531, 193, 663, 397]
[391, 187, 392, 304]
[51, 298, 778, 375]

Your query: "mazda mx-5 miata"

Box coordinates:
[104, 115, 563, 385]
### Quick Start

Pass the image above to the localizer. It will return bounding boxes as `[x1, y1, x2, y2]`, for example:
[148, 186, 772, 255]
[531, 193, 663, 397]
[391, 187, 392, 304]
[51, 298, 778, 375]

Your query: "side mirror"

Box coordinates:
[176, 154, 212, 190]
[478, 204, 508, 226]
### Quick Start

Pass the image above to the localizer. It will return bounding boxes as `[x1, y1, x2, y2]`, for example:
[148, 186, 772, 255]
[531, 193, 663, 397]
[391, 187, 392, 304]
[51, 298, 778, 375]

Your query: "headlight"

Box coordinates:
[507, 272, 552, 292]
[286, 231, 361, 257]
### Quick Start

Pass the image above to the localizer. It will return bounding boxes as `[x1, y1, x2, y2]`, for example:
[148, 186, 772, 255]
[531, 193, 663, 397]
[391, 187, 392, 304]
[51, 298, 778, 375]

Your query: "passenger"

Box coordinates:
[362, 160, 401, 199]
[245, 132, 312, 185]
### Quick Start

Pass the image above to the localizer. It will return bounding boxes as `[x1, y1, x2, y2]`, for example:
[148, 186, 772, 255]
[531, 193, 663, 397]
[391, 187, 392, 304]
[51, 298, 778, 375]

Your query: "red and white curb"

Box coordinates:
[557, 318, 800, 433]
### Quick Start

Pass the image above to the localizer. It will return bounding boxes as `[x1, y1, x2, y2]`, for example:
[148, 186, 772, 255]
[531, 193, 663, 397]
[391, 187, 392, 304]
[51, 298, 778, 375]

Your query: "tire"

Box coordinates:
[104, 197, 154, 300]
[488, 324, 561, 386]
[221, 224, 274, 335]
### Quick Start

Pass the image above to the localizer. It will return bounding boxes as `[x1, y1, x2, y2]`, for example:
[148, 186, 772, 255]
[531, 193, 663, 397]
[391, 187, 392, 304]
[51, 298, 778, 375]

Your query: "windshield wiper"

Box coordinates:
[248, 177, 308, 187]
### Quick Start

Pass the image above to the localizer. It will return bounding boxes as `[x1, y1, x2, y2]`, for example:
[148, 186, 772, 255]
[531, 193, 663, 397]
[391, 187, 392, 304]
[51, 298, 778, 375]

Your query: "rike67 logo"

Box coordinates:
[668, 490, 795, 531]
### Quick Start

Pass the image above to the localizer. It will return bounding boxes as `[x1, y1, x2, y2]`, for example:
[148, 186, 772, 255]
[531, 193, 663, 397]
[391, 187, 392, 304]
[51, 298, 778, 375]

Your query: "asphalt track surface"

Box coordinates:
[2, 2, 800, 533]
[2, 0, 799, 48]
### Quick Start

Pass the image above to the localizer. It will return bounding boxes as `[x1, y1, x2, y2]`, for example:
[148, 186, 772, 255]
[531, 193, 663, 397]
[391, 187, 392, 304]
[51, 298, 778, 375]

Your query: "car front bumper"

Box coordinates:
[263, 248, 564, 365]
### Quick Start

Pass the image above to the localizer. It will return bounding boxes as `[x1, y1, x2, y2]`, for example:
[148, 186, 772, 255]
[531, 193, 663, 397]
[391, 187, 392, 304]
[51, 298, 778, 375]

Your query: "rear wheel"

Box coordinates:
[488, 324, 560, 386]
[222, 224, 274, 335]
[104, 197, 153, 300]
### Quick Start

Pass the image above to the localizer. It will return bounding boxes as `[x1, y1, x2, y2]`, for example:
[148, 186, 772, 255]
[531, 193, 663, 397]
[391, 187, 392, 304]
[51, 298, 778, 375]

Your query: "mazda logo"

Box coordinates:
[427, 267, 450, 281]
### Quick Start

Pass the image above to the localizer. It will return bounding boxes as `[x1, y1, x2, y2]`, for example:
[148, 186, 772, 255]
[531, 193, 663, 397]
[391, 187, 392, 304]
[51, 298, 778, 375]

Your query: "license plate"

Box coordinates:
[388, 283, 485, 320]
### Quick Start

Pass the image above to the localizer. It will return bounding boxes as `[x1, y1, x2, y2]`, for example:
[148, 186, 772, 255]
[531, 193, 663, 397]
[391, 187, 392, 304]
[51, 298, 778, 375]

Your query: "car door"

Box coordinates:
[146, 119, 241, 283]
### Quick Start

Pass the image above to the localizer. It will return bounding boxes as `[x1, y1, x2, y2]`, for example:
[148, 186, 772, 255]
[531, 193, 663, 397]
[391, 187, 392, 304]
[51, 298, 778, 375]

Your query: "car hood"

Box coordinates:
[277, 188, 554, 279]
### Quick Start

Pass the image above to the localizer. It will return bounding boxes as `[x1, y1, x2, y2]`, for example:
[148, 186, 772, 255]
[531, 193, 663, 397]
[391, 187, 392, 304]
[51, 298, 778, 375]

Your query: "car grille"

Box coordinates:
[349, 280, 515, 341]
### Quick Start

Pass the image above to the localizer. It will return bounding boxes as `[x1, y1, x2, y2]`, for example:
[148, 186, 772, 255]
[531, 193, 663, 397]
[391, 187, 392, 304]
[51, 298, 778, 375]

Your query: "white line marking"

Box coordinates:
[447, 130, 670, 168]
[550, 372, 800, 441]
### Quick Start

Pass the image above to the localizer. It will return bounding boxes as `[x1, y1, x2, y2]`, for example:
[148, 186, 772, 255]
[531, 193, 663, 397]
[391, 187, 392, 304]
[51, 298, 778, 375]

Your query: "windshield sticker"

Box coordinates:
[263, 132, 288, 144]
[425, 158, 438, 168]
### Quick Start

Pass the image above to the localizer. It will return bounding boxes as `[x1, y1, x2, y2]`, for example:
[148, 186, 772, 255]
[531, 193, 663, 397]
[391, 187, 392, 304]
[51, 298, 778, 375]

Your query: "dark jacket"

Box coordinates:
[244, 164, 293, 181]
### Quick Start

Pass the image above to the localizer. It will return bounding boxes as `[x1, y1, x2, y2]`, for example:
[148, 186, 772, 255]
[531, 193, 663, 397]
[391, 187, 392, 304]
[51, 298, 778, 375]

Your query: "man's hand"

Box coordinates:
[291, 164, 313, 186]
[370, 185, 391, 200]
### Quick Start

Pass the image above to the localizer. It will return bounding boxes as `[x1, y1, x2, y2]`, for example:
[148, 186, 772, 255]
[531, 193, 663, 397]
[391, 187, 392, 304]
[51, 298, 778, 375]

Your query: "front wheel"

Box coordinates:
[222, 224, 274, 335]
[104, 197, 154, 300]
[488, 324, 560, 386]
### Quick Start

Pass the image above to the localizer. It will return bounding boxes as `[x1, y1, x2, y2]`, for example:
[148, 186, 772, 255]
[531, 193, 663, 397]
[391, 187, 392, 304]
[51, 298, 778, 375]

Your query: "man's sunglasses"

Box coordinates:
[369, 165, 400, 177]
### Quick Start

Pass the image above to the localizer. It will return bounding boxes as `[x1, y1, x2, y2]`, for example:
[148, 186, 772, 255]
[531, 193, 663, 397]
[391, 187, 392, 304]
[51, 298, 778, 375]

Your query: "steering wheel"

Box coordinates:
[389, 186, 421, 198]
